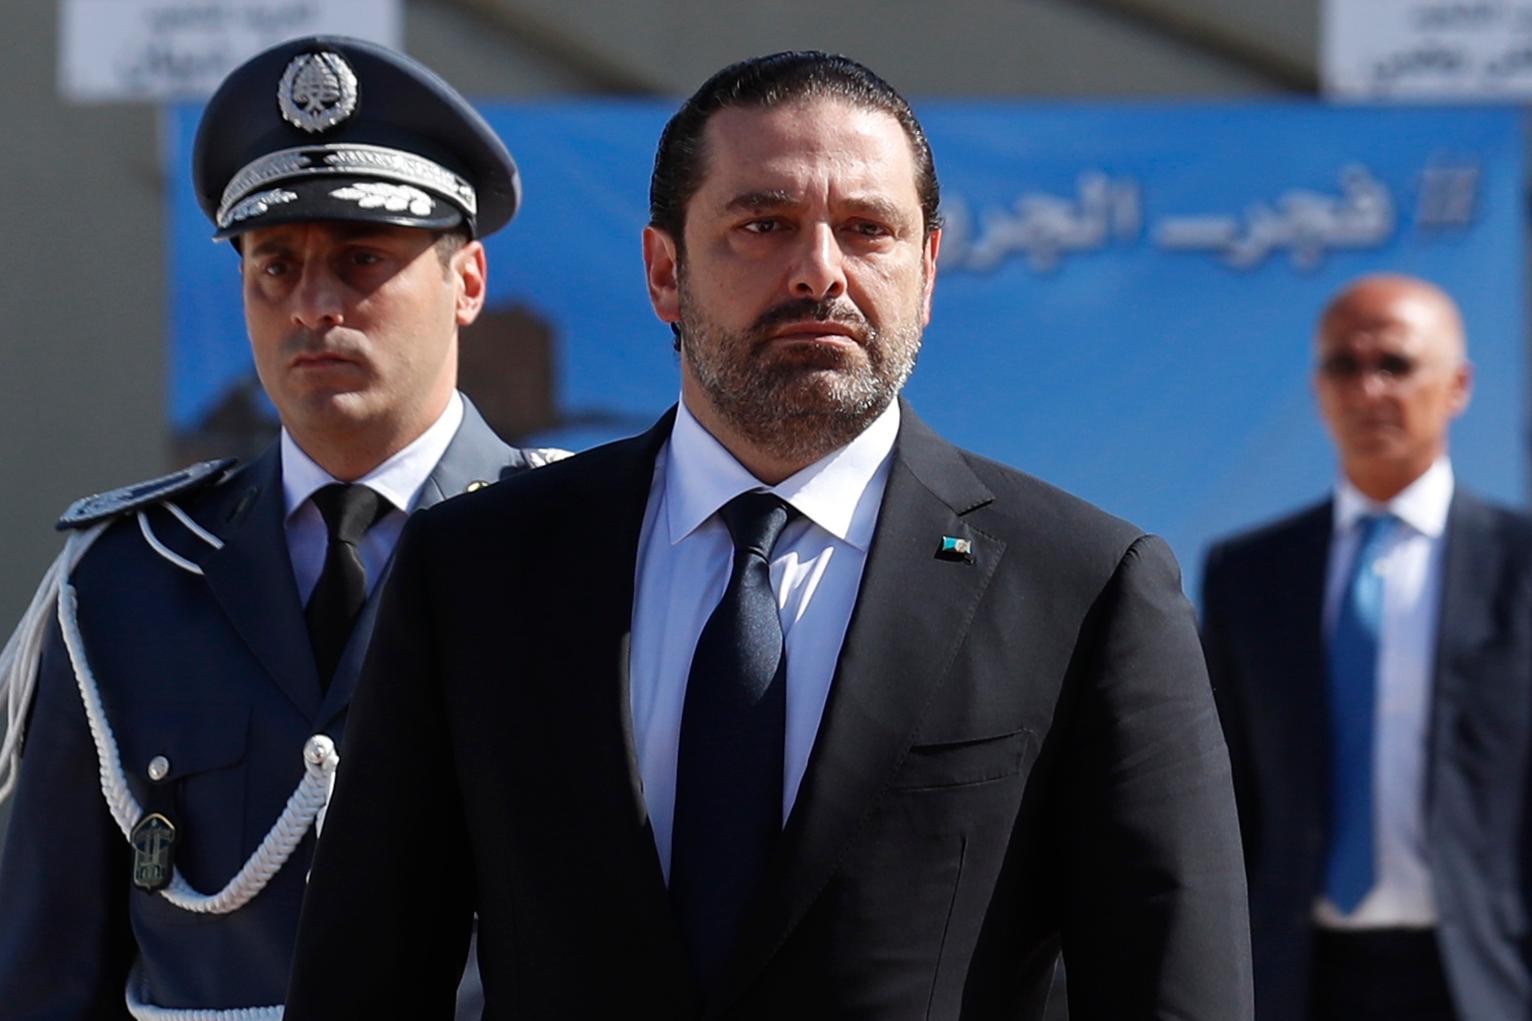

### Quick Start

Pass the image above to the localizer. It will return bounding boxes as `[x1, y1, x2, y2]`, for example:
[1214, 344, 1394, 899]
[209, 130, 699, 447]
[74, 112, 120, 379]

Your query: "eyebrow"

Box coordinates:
[244, 223, 406, 258]
[243, 235, 295, 259]
[724, 190, 797, 214]
[722, 190, 910, 225]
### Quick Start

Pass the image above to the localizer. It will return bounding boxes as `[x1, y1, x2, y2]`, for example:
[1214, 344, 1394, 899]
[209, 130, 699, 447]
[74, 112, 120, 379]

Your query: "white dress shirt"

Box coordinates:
[282, 391, 464, 604]
[1314, 457, 1453, 929]
[629, 397, 899, 881]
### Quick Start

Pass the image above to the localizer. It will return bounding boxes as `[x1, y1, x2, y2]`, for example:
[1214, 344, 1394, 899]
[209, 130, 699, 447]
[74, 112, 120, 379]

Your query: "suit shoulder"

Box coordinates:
[957, 447, 1145, 550]
[418, 431, 649, 532]
[57, 458, 240, 531]
[1451, 487, 1532, 554]
[1205, 500, 1331, 570]
[1454, 486, 1532, 530]
[946, 448, 1184, 599]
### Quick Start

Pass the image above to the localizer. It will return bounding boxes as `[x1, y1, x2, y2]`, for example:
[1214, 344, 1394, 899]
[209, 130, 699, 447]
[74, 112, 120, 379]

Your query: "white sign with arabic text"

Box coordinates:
[60, 0, 401, 102]
[1323, 0, 1532, 99]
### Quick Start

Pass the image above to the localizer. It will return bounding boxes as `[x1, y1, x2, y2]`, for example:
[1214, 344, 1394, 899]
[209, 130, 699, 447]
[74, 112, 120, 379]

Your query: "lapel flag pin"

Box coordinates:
[936, 535, 974, 562]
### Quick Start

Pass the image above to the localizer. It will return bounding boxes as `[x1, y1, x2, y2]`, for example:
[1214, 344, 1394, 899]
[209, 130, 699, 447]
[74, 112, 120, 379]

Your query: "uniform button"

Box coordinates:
[147, 755, 170, 781]
[464, 480, 490, 493]
[304, 734, 335, 766]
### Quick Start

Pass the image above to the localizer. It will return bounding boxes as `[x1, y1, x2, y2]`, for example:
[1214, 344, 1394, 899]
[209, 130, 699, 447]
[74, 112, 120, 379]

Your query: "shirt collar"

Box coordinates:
[665, 396, 900, 552]
[1333, 456, 1454, 539]
[281, 391, 465, 519]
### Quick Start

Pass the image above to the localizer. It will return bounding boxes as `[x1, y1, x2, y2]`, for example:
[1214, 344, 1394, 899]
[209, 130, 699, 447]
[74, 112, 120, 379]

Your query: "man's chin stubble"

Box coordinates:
[710, 369, 894, 467]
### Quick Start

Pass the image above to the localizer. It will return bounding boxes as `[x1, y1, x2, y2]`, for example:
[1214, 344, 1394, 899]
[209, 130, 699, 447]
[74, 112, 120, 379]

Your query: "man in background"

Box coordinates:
[1203, 274, 1532, 1021]
[0, 35, 559, 1019]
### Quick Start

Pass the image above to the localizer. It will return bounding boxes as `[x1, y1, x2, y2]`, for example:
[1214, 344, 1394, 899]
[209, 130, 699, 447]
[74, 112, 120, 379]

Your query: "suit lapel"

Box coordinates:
[1285, 503, 1332, 736]
[544, 410, 697, 990]
[198, 446, 323, 718]
[601, 414, 685, 934]
[318, 399, 516, 722]
[1427, 490, 1499, 811]
[1432, 491, 1497, 658]
[1260, 502, 1332, 822]
[712, 403, 1002, 1010]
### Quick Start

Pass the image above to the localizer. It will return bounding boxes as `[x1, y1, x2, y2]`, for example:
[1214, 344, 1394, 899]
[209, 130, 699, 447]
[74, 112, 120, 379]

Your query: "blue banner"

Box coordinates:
[165, 101, 1526, 595]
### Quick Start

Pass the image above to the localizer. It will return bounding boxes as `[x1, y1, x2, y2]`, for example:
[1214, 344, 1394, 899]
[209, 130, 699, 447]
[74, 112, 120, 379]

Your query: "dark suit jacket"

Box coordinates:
[286, 402, 1252, 1020]
[1201, 488, 1532, 1021]
[0, 400, 528, 1019]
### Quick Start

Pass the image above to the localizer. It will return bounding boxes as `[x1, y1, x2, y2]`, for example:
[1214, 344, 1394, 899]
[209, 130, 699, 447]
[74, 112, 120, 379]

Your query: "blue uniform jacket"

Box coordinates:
[0, 399, 533, 1018]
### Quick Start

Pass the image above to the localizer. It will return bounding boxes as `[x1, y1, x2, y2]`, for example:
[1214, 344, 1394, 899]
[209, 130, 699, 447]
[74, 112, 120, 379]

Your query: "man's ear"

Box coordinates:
[920, 227, 941, 326]
[454, 241, 488, 327]
[1451, 360, 1475, 418]
[643, 226, 681, 325]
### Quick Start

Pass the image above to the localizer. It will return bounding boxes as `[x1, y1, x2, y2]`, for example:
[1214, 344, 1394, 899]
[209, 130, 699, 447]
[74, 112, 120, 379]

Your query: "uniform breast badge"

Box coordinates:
[130, 813, 177, 891]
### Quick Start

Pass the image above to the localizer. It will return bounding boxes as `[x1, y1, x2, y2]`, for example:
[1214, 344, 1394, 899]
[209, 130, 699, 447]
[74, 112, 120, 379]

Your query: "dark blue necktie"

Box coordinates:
[670, 491, 797, 988]
[305, 483, 387, 691]
[1324, 511, 1395, 913]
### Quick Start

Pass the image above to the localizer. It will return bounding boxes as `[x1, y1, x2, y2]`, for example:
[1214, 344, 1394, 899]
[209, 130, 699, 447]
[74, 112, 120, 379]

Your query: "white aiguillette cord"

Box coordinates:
[0, 522, 108, 802]
[0, 502, 337, 1020]
[0, 501, 219, 800]
[1, 501, 342, 915]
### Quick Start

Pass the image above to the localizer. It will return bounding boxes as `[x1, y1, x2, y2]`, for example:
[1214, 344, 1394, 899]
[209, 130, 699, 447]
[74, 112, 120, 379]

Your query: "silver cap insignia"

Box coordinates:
[330, 182, 436, 216]
[278, 51, 359, 134]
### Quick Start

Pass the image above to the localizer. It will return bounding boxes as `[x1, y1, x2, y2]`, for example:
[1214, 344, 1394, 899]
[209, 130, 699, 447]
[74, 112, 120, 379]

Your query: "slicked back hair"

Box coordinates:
[649, 51, 941, 255]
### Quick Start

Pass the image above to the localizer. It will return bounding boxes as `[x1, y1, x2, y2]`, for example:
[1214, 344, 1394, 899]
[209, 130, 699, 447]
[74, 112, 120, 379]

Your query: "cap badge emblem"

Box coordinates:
[278, 51, 359, 134]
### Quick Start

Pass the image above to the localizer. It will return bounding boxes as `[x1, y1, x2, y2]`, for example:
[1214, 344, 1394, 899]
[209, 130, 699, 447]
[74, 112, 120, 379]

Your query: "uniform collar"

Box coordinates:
[1333, 456, 1454, 539]
[281, 390, 465, 518]
[665, 396, 899, 552]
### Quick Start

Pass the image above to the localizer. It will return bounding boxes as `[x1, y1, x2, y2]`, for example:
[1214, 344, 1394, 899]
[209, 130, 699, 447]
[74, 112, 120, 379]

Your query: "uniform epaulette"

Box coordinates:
[57, 459, 238, 531]
[524, 447, 572, 469]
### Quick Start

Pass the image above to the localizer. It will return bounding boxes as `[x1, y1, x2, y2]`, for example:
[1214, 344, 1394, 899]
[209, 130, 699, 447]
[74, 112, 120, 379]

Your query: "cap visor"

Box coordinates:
[215, 176, 466, 239]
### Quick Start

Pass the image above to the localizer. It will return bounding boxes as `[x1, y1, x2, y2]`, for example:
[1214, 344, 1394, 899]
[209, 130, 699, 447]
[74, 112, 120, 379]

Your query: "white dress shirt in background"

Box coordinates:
[1315, 457, 1453, 929]
[281, 390, 464, 604]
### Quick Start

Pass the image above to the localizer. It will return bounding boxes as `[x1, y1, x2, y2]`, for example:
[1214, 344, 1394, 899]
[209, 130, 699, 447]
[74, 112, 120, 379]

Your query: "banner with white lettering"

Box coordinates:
[61, 0, 399, 101]
[164, 101, 1526, 594]
[1324, 0, 1532, 99]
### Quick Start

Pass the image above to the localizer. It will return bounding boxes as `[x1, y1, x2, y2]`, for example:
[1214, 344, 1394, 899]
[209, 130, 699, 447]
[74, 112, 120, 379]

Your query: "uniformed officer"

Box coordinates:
[0, 36, 561, 1020]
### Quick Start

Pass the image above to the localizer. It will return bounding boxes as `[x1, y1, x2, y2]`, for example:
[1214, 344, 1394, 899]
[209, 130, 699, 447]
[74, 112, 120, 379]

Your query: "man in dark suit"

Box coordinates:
[286, 51, 1251, 1020]
[0, 36, 562, 1019]
[1202, 274, 1532, 1021]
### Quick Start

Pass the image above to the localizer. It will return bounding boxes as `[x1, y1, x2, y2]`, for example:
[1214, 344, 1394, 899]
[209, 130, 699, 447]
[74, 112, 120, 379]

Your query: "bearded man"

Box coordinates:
[284, 51, 1252, 1020]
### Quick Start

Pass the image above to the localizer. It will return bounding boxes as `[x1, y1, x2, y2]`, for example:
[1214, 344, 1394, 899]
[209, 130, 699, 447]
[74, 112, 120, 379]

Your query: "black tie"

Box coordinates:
[305, 483, 388, 691]
[669, 491, 797, 988]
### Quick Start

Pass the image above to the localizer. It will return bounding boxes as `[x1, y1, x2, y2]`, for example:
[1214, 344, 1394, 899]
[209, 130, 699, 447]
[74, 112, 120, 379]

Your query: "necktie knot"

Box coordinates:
[719, 491, 797, 561]
[312, 484, 388, 547]
[1355, 512, 1396, 559]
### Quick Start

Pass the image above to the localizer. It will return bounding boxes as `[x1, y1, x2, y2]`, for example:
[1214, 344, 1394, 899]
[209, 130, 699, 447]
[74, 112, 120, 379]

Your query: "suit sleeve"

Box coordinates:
[1057, 535, 1254, 1020]
[285, 514, 474, 1021]
[1199, 543, 1260, 867]
[0, 616, 135, 1020]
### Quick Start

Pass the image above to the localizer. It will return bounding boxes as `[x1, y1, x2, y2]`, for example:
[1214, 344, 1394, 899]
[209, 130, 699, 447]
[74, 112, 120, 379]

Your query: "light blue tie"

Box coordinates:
[1324, 512, 1395, 913]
